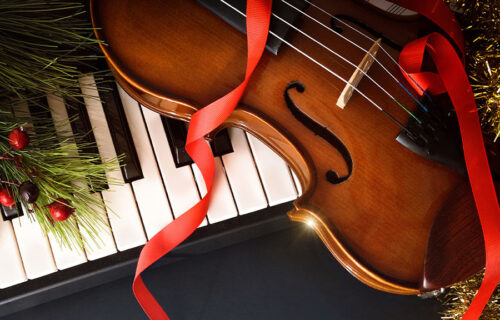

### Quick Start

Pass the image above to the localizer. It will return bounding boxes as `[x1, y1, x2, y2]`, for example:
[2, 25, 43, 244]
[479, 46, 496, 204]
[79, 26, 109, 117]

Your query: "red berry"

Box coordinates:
[0, 188, 15, 208]
[9, 128, 29, 149]
[49, 198, 74, 221]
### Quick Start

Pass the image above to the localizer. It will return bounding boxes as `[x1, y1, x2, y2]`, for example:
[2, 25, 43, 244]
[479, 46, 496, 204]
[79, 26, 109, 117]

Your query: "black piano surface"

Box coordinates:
[0, 226, 442, 320]
[0, 203, 294, 317]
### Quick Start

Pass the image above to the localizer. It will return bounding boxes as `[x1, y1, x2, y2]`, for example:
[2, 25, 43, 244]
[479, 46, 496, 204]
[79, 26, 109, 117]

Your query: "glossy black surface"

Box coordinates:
[396, 95, 466, 176]
[209, 128, 234, 159]
[197, 0, 308, 55]
[97, 81, 143, 183]
[161, 117, 233, 168]
[27, 97, 54, 132]
[161, 116, 192, 167]
[65, 94, 108, 190]
[0, 202, 294, 317]
[1, 227, 442, 320]
[65, 95, 100, 158]
[1, 203, 23, 221]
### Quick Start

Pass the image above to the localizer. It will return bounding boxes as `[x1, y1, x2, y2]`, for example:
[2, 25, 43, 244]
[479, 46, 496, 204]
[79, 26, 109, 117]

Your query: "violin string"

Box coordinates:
[270, 11, 422, 124]
[301, 0, 434, 106]
[283, 0, 429, 113]
[220, 0, 414, 135]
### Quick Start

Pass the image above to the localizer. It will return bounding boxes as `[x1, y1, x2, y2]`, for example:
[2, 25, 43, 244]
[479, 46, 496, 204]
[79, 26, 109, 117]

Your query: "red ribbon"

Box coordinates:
[132, 0, 498, 319]
[390, 0, 464, 59]
[393, 1, 500, 319]
[132, 1, 272, 319]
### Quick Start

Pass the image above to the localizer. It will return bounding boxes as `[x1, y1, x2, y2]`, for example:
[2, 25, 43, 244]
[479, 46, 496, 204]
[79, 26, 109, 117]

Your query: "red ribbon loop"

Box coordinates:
[132, 1, 272, 319]
[398, 36, 446, 95]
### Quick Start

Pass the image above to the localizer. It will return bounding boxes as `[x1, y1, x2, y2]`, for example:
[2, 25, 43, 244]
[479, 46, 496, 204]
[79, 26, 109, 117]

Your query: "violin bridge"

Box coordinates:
[336, 38, 381, 109]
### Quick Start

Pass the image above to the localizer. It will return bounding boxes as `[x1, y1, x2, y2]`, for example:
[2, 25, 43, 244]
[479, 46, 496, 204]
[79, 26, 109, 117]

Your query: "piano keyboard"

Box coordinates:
[0, 73, 301, 304]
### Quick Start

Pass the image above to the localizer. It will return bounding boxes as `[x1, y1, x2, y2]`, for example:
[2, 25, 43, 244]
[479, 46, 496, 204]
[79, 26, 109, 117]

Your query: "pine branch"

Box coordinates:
[0, 108, 121, 250]
[0, 1, 104, 105]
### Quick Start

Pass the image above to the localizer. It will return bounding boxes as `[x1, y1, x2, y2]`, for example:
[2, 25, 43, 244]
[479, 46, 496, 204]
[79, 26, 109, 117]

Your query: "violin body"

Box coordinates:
[91, 0, 484, 294]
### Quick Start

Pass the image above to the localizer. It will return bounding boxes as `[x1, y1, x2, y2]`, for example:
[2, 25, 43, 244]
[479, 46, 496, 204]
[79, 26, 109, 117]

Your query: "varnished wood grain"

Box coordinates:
[91, 0, 485, 294]
[422, 182, 485, 291]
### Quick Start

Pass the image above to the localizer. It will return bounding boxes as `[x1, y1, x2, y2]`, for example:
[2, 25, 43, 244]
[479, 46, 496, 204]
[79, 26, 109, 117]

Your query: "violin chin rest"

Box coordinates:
[420, 181, 500, 292]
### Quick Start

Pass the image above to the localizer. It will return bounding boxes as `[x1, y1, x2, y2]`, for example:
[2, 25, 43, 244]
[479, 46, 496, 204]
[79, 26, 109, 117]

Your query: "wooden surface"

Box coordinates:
[422, 181, 500, 291]
[91, 0, 484, 294]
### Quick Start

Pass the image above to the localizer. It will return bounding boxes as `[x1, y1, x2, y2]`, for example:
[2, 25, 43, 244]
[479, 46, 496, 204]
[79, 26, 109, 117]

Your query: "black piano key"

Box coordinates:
[27, 97, 56, 133]
[97, 81, 143, 183]
[210, 128, 233, 157]
[1, 202, 23, 221]
[65, 95, 101, 157]
[161, 117, 233, 168]
[65, 94, 108, 191]
[161, 116, 193, 167]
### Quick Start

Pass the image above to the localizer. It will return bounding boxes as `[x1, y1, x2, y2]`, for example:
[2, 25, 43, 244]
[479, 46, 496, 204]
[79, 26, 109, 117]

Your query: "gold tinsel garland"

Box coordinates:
[439, 1, 500, 319]
[450, 0, 500, 143]
[439, 271, 500, 319]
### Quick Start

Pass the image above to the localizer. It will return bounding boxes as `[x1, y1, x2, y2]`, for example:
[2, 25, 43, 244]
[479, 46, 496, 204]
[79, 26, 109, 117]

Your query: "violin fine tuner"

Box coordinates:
[336, 38, 381, 109]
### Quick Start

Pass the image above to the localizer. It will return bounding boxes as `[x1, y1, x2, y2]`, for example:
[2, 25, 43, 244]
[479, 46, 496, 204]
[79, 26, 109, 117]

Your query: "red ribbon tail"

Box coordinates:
[132, 1, 273, 319]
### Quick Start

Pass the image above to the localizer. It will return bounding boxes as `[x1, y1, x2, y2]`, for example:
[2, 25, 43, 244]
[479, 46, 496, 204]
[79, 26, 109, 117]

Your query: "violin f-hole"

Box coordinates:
[284, 81, 353, 184]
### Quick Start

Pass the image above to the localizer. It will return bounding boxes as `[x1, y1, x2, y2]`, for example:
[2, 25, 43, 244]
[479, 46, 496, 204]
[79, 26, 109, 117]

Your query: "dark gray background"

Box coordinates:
[1, 225, 442, 320]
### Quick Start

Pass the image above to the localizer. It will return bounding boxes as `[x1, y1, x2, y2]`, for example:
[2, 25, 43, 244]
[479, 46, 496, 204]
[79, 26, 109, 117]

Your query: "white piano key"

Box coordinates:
[79, 74, 146, 251]
[0, 219, 27, 288]
[221, 128, 268, 214]
[140, 106, 207, 227]
[102, 184, 147, 251]
[290, 169, 302, 196]
[246, 133, 297, 206]
[192, 157, 238, 224]
[12, 213, 57, 279]
[78, 193, 118, 260]
[47, 219, 87, 270]
[116, 87, 175, 238]
[46, 93, 117, 260]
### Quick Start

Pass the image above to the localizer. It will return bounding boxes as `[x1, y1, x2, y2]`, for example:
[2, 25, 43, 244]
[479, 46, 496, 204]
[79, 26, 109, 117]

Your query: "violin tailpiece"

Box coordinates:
[395, 94, 467, 176]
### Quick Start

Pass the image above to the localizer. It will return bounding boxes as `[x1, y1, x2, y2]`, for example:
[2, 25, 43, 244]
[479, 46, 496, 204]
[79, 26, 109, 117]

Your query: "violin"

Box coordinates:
[90, 0, 490, 294]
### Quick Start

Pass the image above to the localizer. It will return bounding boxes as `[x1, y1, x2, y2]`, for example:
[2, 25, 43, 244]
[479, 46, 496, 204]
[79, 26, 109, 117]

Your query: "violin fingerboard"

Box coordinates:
[197, 0, 309, 55]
